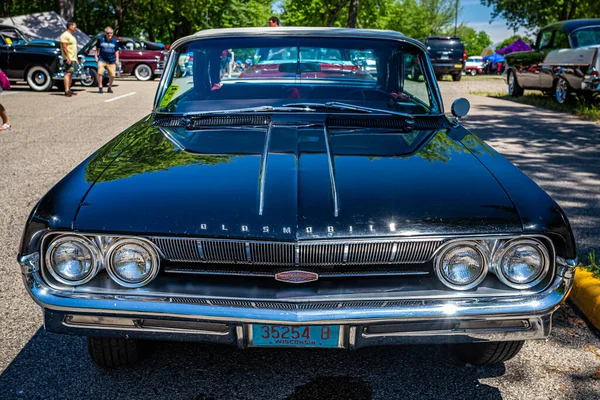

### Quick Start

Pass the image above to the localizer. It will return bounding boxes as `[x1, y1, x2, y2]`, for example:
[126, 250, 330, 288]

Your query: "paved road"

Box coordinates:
[0, 78, 599, 400]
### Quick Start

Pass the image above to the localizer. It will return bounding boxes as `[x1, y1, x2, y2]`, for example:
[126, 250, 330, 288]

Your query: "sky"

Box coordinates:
[459, 0, 529, 44]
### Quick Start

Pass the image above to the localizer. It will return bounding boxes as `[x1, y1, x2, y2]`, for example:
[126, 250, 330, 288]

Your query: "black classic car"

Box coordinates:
[505, 19, 600, 104]
[18, 28, 578, 368]
[0, 24, 87, 91]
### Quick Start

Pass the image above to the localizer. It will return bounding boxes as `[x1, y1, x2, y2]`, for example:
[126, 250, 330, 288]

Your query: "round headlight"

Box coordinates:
[496, 239, 549, 289]
[105, 239, 160, 287]
[45, 235, 101, 285]
[435, 241, 487, 290]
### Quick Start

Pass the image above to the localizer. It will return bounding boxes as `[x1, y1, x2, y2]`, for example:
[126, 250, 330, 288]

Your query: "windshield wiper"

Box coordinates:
[282, 102, 414, 118]
[184, 105, 316, 117]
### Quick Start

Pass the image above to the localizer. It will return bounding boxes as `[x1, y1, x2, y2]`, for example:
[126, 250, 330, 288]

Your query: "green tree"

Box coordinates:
[482, 0, 600, 31]
[384, 0, 457, 38]
[446, 24, 491, 58]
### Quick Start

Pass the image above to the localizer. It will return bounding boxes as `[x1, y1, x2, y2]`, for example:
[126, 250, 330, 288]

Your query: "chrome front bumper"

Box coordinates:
[21, 256, 576, 348]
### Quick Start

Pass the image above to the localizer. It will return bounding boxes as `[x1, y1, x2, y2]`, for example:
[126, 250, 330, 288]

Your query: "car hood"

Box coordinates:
[74, 122, 522, 239]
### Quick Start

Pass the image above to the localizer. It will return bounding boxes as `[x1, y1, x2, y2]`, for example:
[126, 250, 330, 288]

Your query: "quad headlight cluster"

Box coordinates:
[44, 235, 160, 287]
[434, 238, 550, 291]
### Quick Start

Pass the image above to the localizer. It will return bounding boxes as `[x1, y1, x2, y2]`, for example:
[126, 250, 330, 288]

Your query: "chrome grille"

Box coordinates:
[169, 298, 429, 310]
[151, 237, 442, 266]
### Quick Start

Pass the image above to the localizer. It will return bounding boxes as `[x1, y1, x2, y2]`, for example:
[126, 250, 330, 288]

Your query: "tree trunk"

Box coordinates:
[568, 0, 577, 20]
[348, 0, 360, 28]
[57, 0, 75, 21]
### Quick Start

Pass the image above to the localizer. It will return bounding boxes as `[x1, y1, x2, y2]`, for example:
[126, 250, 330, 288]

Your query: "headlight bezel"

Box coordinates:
[44, 235, 101, 286]
[434, 240, 488, 291]
[493, 238, 550, 290]
[105, 238, 160, 288]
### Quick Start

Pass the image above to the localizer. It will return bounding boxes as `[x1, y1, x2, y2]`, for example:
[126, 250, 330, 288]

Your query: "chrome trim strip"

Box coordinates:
[197, 241, 205, 260]
[258, 122, 273, 216]
[322, 124, 339, 217]
[164, 268, 429, 278]
[349, 326, 357, 348]
[245, 242, 252, 263]
[236, 326, 245, 349]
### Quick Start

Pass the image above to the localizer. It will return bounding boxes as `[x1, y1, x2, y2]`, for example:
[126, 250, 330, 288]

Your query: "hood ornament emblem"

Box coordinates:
[275, 270, 319, 284]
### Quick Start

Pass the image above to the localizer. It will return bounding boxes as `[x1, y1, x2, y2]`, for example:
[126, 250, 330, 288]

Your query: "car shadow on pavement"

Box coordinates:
[0, 328, 506, 400]
[462, 103, 600, 257]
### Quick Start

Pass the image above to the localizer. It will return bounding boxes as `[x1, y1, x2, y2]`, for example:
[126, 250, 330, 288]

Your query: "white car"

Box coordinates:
[465, 56, 484, 75]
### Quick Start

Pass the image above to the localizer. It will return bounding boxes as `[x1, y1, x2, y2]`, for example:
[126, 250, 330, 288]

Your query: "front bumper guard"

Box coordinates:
[20, 254, 576, 348]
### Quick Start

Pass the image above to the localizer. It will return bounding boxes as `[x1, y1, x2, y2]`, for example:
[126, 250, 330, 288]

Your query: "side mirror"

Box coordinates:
[451, 98, 470, 118]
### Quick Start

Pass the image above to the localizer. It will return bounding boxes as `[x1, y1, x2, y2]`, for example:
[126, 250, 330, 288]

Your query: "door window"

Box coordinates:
[552, 31, 570, 49]
[538, 30, 554, 50]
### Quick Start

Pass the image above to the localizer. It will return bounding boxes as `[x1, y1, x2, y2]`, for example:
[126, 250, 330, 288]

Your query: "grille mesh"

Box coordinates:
[151, 237, 442, 267]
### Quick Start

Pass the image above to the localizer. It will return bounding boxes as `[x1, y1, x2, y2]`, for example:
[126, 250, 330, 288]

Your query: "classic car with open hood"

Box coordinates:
[504, 19, 600, 104]
[18, 28, 578, 368]
[0, 24, 87, 91]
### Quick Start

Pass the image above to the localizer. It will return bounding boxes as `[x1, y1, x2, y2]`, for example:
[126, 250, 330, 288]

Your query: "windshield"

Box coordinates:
[570, 27, 600, 48]
[157, 37, 437, 115]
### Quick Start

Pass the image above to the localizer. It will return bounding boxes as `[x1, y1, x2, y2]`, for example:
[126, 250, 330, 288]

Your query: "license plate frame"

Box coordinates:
[249, 324, 344, 348]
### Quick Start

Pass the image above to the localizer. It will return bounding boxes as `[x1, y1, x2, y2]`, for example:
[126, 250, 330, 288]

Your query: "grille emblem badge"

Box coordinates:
[275, 270, 318, 284]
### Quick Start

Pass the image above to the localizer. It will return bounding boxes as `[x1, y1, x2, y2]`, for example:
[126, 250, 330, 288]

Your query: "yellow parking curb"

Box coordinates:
[570, 268, 600, 330]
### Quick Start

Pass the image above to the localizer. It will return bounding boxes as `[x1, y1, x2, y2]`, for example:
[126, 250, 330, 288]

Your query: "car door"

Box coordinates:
[516, 29, 554, 89]
[0, 29, 16, 78]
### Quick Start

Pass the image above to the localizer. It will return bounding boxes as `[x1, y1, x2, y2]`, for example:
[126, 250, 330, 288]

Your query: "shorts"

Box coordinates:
[65, 62, 78, 73]
[98, 61, 117, 78]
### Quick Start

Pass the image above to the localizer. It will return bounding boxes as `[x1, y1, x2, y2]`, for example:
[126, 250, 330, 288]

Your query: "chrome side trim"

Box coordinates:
[258, 122, 273, 216]
[236, 326, 245, 349]
[323, 124, 339, 217]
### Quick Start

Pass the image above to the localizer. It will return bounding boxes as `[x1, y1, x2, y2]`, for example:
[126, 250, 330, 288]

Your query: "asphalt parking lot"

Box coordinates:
[0, 77, 599, 400]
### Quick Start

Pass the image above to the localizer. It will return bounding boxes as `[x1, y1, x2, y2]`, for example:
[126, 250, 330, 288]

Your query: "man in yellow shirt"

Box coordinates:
[60, 21, 78, 97]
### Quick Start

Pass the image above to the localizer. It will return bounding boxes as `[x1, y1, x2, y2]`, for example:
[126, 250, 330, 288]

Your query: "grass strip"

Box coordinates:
[470, 91, 600, 122]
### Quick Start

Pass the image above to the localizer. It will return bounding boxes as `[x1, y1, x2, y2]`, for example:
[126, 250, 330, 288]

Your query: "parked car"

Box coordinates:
[79, 33, 166, 87]
[465, 56, 484, 75]
[421, 36, 466, 81]
[18, 27, 578, 369]
[0, 24, 87, 91]
[504, 19, 600, 103]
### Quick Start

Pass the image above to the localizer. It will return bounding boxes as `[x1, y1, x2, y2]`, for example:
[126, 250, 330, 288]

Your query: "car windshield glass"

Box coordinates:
[571, 27, 600, 48]
[158, 37, 435, 115]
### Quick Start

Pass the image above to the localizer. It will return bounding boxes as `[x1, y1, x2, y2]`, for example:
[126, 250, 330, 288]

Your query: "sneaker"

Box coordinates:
[98, 87, 103, 93]
[69, 91, 78, 96]
[64, 92, 72, 97]
[107, 88, 113, 93]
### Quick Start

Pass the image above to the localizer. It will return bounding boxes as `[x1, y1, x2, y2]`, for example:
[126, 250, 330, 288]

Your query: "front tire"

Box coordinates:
[87, 336, 143, 368]
[26, 65, 53, 91]
[133, 63, 153, 81]
[453, 340, 524, 365]
[507, 71, 524, 97]
[470, 69, 477, 76]
[452, 73, 462, 81]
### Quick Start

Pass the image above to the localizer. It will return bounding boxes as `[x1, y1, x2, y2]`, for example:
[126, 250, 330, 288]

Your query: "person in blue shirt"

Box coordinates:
[95, 27, 120, 93]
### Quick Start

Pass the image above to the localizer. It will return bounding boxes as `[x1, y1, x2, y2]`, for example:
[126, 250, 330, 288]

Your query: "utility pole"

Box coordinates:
[454, 0, 459, 36]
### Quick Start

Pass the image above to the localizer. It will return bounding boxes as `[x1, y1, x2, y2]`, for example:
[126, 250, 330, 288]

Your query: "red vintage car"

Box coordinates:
[79, 34, 166, 86]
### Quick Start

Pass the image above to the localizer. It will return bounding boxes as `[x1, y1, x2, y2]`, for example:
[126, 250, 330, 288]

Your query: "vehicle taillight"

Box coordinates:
[463, 50, 467, 62]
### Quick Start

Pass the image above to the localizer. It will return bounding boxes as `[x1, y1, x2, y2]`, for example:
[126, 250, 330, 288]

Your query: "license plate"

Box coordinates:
[454, 64, 463, 69]
[440, 54, 449, 60]
[251, 324, 341, 348]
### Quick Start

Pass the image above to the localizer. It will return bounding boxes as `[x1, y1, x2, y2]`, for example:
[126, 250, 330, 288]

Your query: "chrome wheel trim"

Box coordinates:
[508, 73, 515, 95]
[555, 78, 568, 104]
[135, 64, 152, 80]
[470, 69, 477, 76]
[27, 66, 52, 91]
[80, 67, 96, 86]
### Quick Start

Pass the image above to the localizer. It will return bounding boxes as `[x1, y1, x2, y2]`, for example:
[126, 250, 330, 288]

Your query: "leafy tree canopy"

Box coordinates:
[444, 24, 492, 58]
[482, 0, 600, 32]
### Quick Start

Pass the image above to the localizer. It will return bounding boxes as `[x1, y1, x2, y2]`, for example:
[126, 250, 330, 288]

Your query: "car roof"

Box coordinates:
[542, 19, 600, 33]
[171, 27, 427, 52]
[425, 36, 461, 40]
